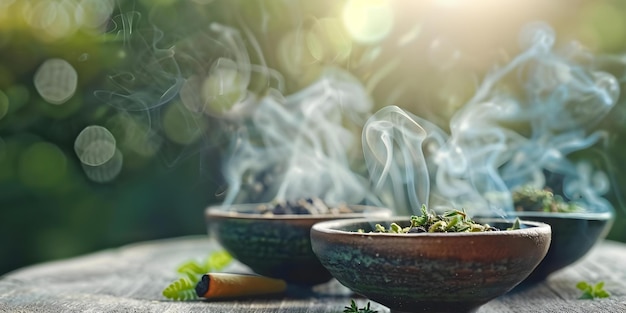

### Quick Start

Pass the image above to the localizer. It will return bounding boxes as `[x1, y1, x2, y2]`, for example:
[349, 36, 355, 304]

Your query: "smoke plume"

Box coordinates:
[363, 22, 617, 216]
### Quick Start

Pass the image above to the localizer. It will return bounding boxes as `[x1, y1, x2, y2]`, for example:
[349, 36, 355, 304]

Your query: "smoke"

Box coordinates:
[363, 22, 617, 216]
[222, 67, 379, 206]
[99, 2, 617, 215]
[96, 11, 270, 168]
[95, 1, 382, 206]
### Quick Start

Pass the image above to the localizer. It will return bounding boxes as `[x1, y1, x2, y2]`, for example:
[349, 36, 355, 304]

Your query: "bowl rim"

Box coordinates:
[311, 217, 551, 237]
[205, 203, 392, 220]
[503, 210, 614, 220]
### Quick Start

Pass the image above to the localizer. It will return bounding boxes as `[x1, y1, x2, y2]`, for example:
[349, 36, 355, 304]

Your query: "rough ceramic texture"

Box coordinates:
[310, 218, 551, 313]
[205, 204, 390, 285]
[509, 211, 613, 285]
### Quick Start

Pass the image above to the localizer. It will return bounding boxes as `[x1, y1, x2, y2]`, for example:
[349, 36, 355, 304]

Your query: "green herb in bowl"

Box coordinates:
[363, 205, 517, 233]
[512, 185, 581, 213]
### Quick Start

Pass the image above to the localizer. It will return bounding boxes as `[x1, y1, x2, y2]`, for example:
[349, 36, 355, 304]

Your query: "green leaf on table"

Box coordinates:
[164, 250, 233, 300]
[343, 299, 378, 313]
[576, 281, 610, 299]
[206, 250, 233, 270]
[176, 250, 233, 283]
[176, 261, 205, 283]
[162, 277, 197, 301]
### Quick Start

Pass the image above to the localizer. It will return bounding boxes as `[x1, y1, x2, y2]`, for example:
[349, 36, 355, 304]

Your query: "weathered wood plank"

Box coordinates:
[1, 236, 625, 313]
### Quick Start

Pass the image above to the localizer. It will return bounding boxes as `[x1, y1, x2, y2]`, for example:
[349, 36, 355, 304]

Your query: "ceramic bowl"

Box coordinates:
[508, 211, 613, 284]
[310, 218, 551, 313]
[205, 203, 391, 285]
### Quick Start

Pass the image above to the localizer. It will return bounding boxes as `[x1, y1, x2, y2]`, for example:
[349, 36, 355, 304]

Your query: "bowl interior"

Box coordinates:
[312, 216, 548, 237]
[328, 219, 517, 233]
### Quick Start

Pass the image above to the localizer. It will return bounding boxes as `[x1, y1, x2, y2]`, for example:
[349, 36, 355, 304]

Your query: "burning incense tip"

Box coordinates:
[195, 273, 287, 299]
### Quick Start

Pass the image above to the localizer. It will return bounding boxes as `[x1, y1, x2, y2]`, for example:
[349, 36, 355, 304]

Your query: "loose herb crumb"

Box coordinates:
[256, 198, 353, 215]
[576, 281, 610, 299]
[343, 299, 378, 313]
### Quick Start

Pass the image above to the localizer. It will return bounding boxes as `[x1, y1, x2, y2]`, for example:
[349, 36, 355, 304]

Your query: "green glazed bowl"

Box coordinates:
[205, 204, 391, 285]
[310, 218, 551, 313]
[509, 211, 613, 285]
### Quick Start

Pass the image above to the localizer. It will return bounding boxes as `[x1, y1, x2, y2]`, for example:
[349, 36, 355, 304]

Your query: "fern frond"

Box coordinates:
[176, 250, 233, 278]
[177, 261, 205, 278]
[162, 277, 197, 301]
[163, 250, 233, 300]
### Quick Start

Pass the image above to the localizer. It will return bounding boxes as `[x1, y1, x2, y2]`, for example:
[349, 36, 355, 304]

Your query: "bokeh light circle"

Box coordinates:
[342, 0, 394, 44]
[75, 0, 115, 30]
[306, 18, 352, 62]
[4, 85, 30, 112]
[33, 58, 78, 105]
[0, 136, 6, 163]
[0, 90, 8, 120]
[201, 58, 246, 116]
[180, 75, 205, 113]
[81, 148, 123, 183]
[74, 125, 116, 166]
[276, 31, 307, 75]
[163, 102, 206, 145]
[25, 0, 78, 40]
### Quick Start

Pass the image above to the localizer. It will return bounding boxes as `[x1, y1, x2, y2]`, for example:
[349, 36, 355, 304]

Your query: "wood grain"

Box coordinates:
[1, 236, 625, 313]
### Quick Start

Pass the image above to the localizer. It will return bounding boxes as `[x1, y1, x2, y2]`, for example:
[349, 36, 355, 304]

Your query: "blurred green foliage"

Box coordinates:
[1, 0, 626, 275]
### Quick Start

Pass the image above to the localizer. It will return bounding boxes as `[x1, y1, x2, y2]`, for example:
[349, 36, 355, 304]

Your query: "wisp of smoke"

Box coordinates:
[99, 1, 380, 207]
[363, 22, 618, 216]
[222, 67, 379, 207]
[176, 14, 379, 207]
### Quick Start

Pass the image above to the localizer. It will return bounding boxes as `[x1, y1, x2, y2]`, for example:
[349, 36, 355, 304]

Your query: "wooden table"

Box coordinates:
[1, 236, 625, 313]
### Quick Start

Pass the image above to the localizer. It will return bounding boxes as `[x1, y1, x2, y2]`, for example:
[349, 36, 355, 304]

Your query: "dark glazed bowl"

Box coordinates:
[310, 218, 551, 313]
[205, 204, 391, 286]
[509, 211, 614, 284]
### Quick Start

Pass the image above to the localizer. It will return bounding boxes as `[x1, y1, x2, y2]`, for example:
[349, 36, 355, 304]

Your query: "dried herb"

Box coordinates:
[507, 217, 522, 231]
[512, 185, 581, 213]
[343, 299, 378, 313]
[373, 205, 500, 233]
[577, 281, 610, 299]
[256, 198, 353, 215]
[162, 250, 233, 300]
